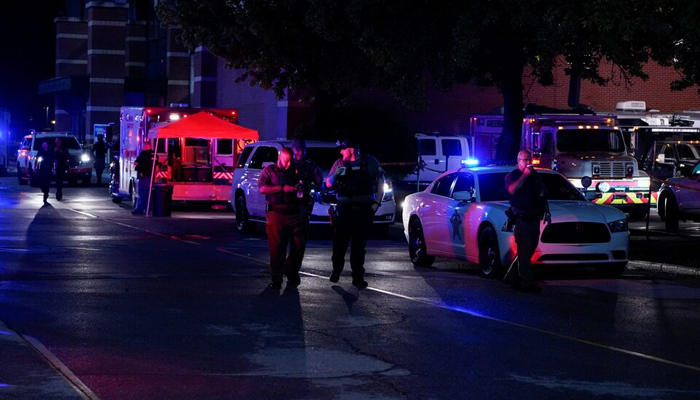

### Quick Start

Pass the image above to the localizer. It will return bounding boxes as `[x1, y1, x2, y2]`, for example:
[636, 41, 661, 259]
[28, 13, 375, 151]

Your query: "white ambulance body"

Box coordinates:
[111, 106, 255, 204]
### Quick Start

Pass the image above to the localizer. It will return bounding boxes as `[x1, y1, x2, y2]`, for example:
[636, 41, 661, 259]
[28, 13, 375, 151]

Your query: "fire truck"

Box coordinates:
[110, 106, 258, 205]
[520, 109, 652, 218]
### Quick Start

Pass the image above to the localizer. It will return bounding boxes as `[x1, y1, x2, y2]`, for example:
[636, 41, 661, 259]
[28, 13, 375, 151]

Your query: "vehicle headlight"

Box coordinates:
[37, 156, 43, 163]
[382, 181, 394, 202]
[608, 218, 628, 233]
[81, 154, 91, 162]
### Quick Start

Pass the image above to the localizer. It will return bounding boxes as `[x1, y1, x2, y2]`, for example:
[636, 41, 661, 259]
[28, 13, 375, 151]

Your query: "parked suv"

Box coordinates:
[231, 140, 396, 233]
[17, 132, 93, 186]
[657, 159, 700, 231]
[639, 140, 700, 191]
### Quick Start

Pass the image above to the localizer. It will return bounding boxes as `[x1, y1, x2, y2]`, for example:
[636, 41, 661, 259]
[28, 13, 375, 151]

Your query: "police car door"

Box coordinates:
[442, 173, 476, 259]
[422, 173, 457, 255]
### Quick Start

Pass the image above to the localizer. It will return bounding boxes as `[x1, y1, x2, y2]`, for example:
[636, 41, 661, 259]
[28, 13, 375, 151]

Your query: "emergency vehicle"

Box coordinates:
[400, 132, 476, 190]
[469, 113, 503, 162]
[110, 106, 258, 205]
[520, 110, 652, 219]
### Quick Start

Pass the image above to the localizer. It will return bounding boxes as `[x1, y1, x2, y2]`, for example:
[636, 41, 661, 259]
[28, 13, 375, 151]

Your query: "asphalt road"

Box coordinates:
[1, 178, 700, 400]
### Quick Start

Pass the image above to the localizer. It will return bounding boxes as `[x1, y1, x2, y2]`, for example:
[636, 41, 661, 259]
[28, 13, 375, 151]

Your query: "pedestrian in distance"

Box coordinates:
[36, 141, 55, 204]
[92, 134, 109, 186]
[132, 141, 154, 215]
[326, 136, 385, 289]
[259, 147, 306, 290]
[54, 137, 68, 200]
[503, 149, 551, 293]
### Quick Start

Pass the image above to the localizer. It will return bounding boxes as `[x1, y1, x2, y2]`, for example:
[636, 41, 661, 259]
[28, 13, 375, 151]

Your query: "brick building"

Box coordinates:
[40, 1, 700, 146]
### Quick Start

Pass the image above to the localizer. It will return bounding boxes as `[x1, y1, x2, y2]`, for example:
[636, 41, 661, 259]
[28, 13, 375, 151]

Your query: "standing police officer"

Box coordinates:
[503, 150, 549, 293]
[132, 141, 154, 215]
[259, 147, 306, 290]
[36, 140, 55, 205]
[326, 137, 385, 288]
[291, 138, 324, 266]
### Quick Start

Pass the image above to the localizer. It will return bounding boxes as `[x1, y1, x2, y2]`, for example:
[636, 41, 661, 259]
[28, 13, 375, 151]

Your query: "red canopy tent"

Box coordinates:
[150, 111, 259, 140]
[145, 112, 259, 215]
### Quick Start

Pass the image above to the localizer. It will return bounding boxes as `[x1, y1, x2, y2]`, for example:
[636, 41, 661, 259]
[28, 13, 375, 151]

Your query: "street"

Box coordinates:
[1, 178, 700, 400]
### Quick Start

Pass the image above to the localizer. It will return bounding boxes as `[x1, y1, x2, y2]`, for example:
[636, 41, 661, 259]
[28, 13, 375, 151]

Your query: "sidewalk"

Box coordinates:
[0, 320, 87, 399]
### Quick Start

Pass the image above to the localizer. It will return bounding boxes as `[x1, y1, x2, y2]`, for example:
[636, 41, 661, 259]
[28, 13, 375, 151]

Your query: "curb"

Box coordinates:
[627, 260, 700, 277]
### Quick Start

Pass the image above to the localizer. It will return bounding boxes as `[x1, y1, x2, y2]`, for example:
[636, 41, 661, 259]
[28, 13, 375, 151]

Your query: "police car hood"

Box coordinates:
[547, 200, 626, 223]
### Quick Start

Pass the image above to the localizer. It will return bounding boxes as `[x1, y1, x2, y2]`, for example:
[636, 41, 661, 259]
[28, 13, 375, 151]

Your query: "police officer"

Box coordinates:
[132, 141, 154, 215]
[503, 150, 550, 293]
[36, 140, 55, 204]
[326, 137, 385, 288]
[54, 137, 68, 200]
[259, 147, 306, 290]
[92, 134, 109, 185]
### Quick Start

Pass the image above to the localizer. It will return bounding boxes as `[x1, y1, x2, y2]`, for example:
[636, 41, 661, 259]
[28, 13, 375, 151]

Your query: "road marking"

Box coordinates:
[21, 334, 101, 400]
[300, 271, 700, 375]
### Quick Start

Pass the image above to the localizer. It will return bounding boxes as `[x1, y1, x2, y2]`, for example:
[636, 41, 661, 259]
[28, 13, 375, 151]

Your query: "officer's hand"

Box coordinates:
[371, 202, 380, 213]
[543, 212, 552, 225]
[283, 185, 297, 193]
[523, 166, 533, 176]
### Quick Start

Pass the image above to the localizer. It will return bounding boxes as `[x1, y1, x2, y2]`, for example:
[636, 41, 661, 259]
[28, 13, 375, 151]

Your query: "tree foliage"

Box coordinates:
[158, 1, 697, 157]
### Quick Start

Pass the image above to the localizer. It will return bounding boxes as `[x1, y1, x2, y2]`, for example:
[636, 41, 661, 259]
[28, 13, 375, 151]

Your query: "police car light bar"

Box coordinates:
[461, 158, 479, 166]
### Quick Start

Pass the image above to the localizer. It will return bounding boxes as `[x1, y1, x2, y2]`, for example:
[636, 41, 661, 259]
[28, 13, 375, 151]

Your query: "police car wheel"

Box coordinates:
[408, 219, 435, 267]
[235, 195, 255, 233]
[478, 226, 504, 278]
[664, 196, 679, 231]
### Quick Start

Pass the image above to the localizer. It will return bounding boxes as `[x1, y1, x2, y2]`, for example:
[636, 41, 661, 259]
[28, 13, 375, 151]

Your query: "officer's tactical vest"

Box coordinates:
[336, 157, 377, 198]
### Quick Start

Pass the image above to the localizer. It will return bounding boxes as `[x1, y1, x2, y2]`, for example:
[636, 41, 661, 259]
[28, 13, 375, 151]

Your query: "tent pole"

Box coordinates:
[145, 138, 158, 216]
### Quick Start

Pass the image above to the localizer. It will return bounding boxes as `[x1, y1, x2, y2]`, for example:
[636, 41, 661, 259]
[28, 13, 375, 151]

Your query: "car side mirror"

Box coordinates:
[453, 190, 475, 202]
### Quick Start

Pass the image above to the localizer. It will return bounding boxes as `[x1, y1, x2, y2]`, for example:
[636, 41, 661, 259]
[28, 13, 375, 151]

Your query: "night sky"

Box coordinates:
[0, 2, 65, 139]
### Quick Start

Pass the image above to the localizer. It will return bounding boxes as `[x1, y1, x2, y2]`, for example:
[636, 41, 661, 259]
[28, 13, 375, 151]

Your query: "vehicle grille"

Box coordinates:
[316, 189, 338, 205]
[541, 222, 611, 243]
[599, 162, 625, 177]
[69, 155, 81, 168]
[538, 254, 609, 261]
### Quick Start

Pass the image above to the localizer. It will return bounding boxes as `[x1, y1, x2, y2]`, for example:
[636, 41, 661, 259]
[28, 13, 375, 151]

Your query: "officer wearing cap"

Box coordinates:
[259, 147, 305, 290]
[326, 136, 385, 288]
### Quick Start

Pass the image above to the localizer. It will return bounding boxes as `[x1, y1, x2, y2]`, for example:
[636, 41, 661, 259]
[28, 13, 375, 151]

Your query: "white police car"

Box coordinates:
[403, 165, 629, 277]
[231, 140, 396, 232]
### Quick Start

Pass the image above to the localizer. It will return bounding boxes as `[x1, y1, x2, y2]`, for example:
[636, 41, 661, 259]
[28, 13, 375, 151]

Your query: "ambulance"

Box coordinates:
[110, 106, 258, 206]
[520, 108, 652, 219]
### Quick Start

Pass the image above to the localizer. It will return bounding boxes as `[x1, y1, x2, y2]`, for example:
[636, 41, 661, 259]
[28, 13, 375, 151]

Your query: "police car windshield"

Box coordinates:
[557, 129, 625, 152]
[34, 137, 81, 150]
[478, 172, 585, 202]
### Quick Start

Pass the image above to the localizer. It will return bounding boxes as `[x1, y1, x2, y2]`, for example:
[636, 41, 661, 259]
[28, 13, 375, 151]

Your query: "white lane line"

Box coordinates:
[300, 271, 700, 375]
[22, 335, 101, 400]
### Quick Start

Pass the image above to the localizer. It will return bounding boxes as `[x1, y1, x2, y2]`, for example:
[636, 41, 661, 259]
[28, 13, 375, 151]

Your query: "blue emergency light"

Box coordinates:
[461, 158, 479, 167]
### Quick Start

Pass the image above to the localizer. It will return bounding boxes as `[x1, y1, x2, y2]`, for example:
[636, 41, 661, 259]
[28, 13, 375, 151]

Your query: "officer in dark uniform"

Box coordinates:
[259, 147, 306, 290]
[36, 140, 55, 205]
[54, 137, 68, 200]
[503, 150, 550, 293]
[92, 134, 109, 185]
[291, 138, 324, 267]
[132, 141, 154, 215]
[326, 137, 385, 288]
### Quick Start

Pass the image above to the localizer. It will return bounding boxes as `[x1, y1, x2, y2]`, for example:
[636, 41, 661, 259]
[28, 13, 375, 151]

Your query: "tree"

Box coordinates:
[159, 1, 692, 158]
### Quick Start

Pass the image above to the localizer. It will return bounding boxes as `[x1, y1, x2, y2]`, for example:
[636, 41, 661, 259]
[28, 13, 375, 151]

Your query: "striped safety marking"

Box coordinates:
[592, 192, 657, 205]
[213, 171, 233, 180]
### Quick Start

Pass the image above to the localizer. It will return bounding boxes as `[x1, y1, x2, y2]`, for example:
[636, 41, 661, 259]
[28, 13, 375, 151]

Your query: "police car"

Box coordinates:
[231, 140, 396, 232]
[16, 132, 93, 187]
[658, 159, 700, 231]
[402, 165, 629, 277]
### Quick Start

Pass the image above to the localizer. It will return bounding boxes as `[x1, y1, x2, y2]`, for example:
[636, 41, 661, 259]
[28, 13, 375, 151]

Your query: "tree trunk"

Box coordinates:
[495, 63, 525, 161]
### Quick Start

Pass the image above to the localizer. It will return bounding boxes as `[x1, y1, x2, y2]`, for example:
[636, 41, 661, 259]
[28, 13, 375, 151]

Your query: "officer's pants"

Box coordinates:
[135, 176, 151, 213]
[331, 203, 374, 280]
[511, 217, 541, 286]
[266, 211, 306, 284]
